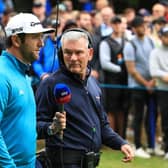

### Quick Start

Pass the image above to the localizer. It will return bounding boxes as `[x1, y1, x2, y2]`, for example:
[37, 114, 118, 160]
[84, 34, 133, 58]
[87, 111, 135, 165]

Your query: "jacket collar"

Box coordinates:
[2, 50, 30, 75]
[61, 64, 91, 84]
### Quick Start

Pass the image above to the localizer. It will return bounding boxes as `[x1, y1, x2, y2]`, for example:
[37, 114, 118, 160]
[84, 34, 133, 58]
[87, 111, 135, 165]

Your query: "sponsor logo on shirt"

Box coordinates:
[19, 90, 24, 95]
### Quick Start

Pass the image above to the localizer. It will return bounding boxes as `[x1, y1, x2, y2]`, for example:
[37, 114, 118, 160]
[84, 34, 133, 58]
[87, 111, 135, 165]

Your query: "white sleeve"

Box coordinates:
[123, 42, 135, 61]
[149, 49, 168, 77]
[99, 40, 121, 73]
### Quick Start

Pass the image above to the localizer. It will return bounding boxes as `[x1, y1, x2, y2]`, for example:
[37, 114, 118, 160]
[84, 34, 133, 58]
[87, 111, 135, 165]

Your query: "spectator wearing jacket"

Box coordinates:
[99, 16, 130, 138]
[32, 16, 77, 87]
[151, 16, 167, 47]
[31, 14, 62, 93]
[36, 28, 134, 168]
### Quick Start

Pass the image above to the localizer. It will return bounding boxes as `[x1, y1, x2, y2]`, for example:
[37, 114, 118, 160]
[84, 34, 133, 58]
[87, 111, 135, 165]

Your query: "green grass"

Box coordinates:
[98, 147, 168, 168]
[37, 141, 168, 168]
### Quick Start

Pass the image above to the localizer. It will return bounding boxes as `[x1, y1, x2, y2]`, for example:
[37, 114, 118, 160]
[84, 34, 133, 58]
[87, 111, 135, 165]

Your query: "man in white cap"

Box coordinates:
[0, 13, 66, 167]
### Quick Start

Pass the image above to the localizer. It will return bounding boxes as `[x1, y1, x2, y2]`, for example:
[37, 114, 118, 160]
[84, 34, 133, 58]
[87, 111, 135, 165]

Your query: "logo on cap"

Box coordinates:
[11, 27, 23, 34]
[30, 22, 41, 27]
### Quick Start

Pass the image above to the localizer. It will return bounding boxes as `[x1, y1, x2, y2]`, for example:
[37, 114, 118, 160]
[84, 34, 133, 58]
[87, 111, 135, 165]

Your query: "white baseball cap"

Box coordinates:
[5, 13, 55, 37]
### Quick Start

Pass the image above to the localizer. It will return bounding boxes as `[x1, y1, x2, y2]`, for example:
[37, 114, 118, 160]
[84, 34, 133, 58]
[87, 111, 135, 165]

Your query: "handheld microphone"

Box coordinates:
[53, 83, 71, 139]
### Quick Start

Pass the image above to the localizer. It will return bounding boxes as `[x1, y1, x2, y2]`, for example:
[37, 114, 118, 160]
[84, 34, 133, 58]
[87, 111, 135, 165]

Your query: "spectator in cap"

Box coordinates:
[149, 26, 168, 159]
[130, 16, 145, 28]
[0, 12, 66, 167]
[124, 16, 163, 158]
[151, 16, 167, 47]
[138, 8, 153, 36]
[138, 8, 151, 17]
[152, 16, 167, 25]
[99, 15, 130, 138]
[32, 0, 47, 27]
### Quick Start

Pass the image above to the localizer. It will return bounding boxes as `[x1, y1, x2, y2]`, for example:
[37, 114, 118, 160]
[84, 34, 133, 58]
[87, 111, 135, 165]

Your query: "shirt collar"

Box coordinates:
[2, 50, 30, 75]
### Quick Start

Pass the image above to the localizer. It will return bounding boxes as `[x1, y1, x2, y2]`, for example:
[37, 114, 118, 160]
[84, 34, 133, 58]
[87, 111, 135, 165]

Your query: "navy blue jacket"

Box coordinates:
[36, 66, 127, 152]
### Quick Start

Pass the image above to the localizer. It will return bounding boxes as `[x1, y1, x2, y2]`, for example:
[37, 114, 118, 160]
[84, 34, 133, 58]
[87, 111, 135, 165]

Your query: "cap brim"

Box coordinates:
[25, 27, 55, 34]
[37, 27, 55, 34]
[162, 32, 168, 36]
[111, 21, 122, 24]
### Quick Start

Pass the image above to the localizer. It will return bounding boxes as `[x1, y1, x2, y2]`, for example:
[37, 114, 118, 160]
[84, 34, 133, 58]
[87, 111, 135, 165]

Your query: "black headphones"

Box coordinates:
[61, 28, 93, 48]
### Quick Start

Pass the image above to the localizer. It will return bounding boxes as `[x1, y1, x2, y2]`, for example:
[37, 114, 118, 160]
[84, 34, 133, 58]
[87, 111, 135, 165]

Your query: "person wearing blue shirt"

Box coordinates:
[32, 34, 60, 80]
[123, 16, 161, 158]
[32, 16, 61, 91]
[32, 30, 60, 79]
[0, 13, 66, 168]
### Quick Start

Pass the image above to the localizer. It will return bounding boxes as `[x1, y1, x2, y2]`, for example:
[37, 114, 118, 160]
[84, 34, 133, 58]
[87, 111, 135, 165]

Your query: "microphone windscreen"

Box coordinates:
[53, 83, 71, 104]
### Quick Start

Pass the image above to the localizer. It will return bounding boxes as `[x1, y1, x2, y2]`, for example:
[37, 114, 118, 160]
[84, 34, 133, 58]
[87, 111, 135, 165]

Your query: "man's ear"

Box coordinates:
[11, 35, 21, 47]
[88, 48, 94, 61]
[132, 27, 136, 34]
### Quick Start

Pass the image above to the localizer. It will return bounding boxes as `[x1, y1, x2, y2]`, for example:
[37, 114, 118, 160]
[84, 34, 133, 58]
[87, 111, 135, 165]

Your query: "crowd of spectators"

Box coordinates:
[1, 0, 168, 160]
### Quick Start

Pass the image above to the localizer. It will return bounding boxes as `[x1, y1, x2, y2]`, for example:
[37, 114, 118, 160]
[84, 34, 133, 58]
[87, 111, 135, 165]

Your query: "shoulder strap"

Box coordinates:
[104, 37, 123, 55]
[129, 37, 154, 53]
[129, 40, 136, 52]
[120, 37, 126, 51]
[148, 37, 155, 49]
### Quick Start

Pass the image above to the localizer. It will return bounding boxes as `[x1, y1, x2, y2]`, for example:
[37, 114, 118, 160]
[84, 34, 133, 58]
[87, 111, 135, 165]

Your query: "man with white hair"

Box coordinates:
[36, 28, 134, 168]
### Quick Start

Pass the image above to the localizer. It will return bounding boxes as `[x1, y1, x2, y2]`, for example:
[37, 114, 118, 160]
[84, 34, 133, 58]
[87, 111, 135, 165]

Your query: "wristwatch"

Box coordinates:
[47, 125, 57, 136]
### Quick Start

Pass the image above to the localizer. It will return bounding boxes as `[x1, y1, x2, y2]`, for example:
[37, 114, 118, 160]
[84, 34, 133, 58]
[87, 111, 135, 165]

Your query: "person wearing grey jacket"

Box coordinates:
[149, 26, 168, 160]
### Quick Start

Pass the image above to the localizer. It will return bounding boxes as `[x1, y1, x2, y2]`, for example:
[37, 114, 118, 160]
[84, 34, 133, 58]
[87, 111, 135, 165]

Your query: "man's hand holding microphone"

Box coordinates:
[47, 111, 66, 136]
[48, 83, 71, 139]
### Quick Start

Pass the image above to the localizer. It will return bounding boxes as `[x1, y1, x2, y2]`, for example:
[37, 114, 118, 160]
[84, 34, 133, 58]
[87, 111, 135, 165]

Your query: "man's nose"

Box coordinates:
[70, 53, 78, 60]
